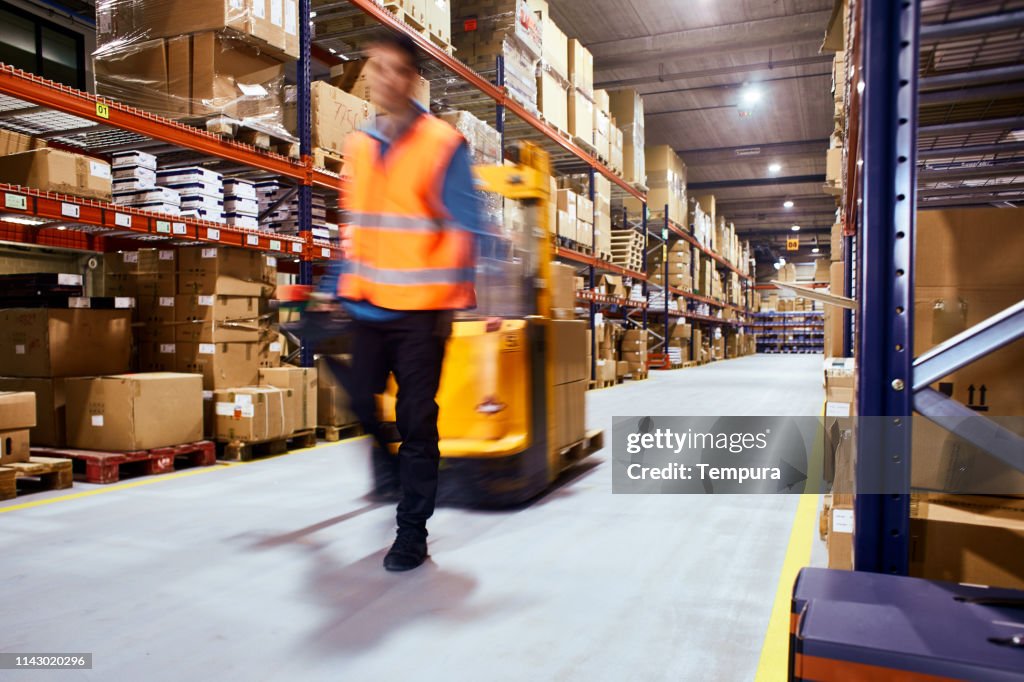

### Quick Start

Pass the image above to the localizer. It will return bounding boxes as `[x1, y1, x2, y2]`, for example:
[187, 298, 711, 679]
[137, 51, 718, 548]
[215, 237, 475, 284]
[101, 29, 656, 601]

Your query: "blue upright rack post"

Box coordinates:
[854, 0, 919, 575]
[589, 167, 597, 381]
[495, 55, 505, 153]
[297, 0, 314, 368]
[843, 233, 854, 356]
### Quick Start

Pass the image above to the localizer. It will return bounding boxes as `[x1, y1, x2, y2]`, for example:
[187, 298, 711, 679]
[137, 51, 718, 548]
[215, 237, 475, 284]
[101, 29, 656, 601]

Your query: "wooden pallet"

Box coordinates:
[197, 116, 299, 158]
[313, 147, 345, 174]
[628, 369, 650, 380]
[316, 423, 364, 443]
[0, 457, 73, 500]
[572, 136, 598, 156]
[32, 441, 216, 484]
[218, 429, 318, 462]
[589, 376, 624, 390]
[558, 429, 605, 465]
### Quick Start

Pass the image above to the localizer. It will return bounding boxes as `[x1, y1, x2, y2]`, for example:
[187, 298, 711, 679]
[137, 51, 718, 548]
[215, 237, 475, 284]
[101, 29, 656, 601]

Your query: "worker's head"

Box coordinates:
[365, 31, 421, 115]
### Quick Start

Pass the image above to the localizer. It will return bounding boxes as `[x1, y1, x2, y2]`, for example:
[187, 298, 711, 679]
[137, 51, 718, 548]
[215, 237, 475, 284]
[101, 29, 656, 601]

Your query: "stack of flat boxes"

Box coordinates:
[608, 89, 646, 187]
[620, 328, 647, 378]
[555, 188, 578, 245]
[223, 178, 259, 230]
[647, 241, 692, 292]
[567, 39, 594, 146]
[160, 167, 224, 224]
[112, 151, 181, 214]
[538, 15, 569, 132]
[592, 89, 611, 163]
[551, 320, 587, 446]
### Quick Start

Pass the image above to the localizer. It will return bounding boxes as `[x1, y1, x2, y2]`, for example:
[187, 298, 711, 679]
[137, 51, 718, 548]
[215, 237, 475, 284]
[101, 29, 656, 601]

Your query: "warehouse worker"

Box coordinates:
[332, 31, 485, 572]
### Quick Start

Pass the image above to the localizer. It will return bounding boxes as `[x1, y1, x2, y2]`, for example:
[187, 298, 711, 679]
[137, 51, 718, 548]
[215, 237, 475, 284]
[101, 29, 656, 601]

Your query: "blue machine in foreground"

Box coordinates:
[790, 568, 1024, 681]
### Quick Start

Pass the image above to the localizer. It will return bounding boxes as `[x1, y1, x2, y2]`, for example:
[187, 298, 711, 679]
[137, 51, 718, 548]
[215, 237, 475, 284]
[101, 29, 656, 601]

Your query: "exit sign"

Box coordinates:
[786, 237, 800, 251]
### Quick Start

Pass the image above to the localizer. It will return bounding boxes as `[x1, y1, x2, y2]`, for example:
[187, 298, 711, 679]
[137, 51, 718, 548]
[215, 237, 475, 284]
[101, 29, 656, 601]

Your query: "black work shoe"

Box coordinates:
[383, 533, 428, 572]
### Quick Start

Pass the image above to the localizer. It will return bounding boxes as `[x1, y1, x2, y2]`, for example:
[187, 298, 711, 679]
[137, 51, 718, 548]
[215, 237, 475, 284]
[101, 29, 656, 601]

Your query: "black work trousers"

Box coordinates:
[345, 311, 452, 540]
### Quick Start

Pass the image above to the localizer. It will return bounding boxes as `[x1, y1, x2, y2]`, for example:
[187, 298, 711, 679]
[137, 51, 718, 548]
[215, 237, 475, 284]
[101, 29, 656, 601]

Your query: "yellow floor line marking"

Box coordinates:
[0, 436, 364, 514]
[754, 493, 819, 681]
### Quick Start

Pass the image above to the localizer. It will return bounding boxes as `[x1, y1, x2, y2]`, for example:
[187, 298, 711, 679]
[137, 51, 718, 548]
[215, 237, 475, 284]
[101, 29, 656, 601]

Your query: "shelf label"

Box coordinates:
[172, 222, 187, 235]
[207, 227, 221, 241]
[832, 508, 854, 534]
[202, 247, 217, 258]
[291, 242, 303, 253]
[61, 202, 80, 218]
[160, 344, 175, 354]
[4, 193, 27, 210]
[155, 220, 171, 234]
[114, 297, 133, 308]
[123, 251, 138, 264]
[69, 297, 89, 308]
[266, 256, 277, 268]
[159, 297, 174, 307]
[115, 213, 132, 228]
[246, 234, 259, 246]
[91, 415, 105, 427]
[269, 239, 281, 252]
[321, 247, 331, 258]
[199, 343, 216, 355]
[159, 249, 174, 261]
[96, 102, 110, 119]
[198, 295, 214, 307]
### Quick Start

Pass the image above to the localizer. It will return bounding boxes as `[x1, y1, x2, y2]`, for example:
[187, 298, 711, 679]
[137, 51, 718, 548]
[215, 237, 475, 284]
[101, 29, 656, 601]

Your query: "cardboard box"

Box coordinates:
[549, 261, 577, 313]
[0, 379, 65, 447]
[910, 494, 1024, 589]
[176, 341, 261, 389]
[177, 246, 272, 296]
[568, 89, 593, 143]
[0, 309, 131, 378]
[0, 148, 111, 201]
[65, 373, 203, 450]
[189, 32, 285, 120]
[315, 355, 357, 427]
[551, 320, 587, 385]
[0, 128, 45, 155]
[568, 39, 593, 96]
[826, 147, 843, 188]
[553, 380, 585, 448]
[0, 392, 36, 431]
[831, 222, 843, 262]
[616, 360, 629, 378]
[93, 37, 175, 116]
[214, 386, 288, 442]
[137, 341, 178, 372]
[826, 502, 854, 570]
[557, 210, 577, 243]
[537, 70, 569, 132]
[259, 366, 317, 432]
[541, 16, 568, 79]
[288, 81, 374, 155]
[175, 295, 263, 343]
[0, 429, 30, 465]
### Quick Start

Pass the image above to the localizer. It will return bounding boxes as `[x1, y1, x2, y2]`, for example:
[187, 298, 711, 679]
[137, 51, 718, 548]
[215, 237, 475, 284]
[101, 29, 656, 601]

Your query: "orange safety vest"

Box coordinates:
[337, 114, 476, 311]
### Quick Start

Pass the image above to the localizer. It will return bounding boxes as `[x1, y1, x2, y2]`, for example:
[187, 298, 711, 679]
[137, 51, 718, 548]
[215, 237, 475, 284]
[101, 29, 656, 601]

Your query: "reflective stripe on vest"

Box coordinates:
[338, 115, 477, 311]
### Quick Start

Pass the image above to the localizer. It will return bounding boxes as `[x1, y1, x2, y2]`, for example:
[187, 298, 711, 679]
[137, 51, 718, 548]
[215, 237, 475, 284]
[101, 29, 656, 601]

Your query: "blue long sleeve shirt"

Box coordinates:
[318, 105, 487, 321]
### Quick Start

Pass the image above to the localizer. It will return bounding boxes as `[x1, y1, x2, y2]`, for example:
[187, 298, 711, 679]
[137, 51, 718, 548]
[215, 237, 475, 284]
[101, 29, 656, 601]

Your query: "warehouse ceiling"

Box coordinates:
[548, 0, 837, 258]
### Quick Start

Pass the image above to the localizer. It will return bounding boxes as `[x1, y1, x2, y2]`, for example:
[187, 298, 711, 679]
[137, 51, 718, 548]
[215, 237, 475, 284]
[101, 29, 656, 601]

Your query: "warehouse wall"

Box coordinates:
[5, 0, 97, 92]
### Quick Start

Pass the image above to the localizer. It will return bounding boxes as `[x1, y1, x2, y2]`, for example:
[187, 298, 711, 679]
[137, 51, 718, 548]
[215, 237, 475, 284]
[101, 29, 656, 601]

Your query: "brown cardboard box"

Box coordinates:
[0, 379, 65, 447]
[137, 341, 178, 372]
[831, 223, 843, 262]
[175, 295, 263, 343]
[65, 373, 203, 450]
[568, 88, 593, 142]
[826, 502, 854, 570]
[259, 366, 318, 432]
[0, 148, 111, 201]
[177, 246, 271, 296]
[910, 494, 1024, 589]
[176, 341, 261, 389]
[329, 58, 430, 108]
[0, 309, 131, 378]
[541, 16, 568, 79]
[0, 429, 30, 465]
[93, 37, 173, 115]
[315, 355, 357, 427]
[287, 81, 374, 155]
[568, 39, 593, 96]
[621, 328, 647, 352]
[190, 32, 285, 120]
[537, 70, 569, 132]
[616, 360, 629, 378]
[259, 334, 284, 368]
[551, 320, 588, 385]
[0, 392, 36, 431]
[136, 294, 178, 344]
[213, 386, 288, 442]
[553, 380, 585, 448]
[549, 261, 577, 313]
[0, 128, 46, 155]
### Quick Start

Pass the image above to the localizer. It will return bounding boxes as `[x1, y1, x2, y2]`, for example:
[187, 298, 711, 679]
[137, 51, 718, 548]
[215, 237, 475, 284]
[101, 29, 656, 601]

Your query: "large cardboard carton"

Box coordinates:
[568, 39, 593, 97]
[287, 81, 374, 155]
[190, 32, 285, 120]
[910, 494, 1024, 590]
[175, 295, 264, 343]
[315, 355, 357, 427]
[177, 246, 272, 296]
[551, 320, 587, 385]
[65, 373, 203, 451]
[0, 309, 131, 378]
[93, 37, 174, 115]
[537, 70, 569, 132]
[259, 366, 318, 432]
[0, 429, 30, 466]
[0, 149, 111, 201]
[175, 341, 261, 389]
[568, 89, 593, 143]
[0, 392, 36, 431]
[214, 386, 288, 442]
[826, 502, 854, 570]
[553, 380, 585, 448]
[540, 16, 568, 79]
[548, 261, 576, 313]
[0, 379, 65, 447]
[0, 128, 46, 155]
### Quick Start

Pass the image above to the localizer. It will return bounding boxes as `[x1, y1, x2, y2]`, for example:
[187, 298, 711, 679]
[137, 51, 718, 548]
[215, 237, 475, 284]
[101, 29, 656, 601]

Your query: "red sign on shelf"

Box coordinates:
[464, 17, 478, 31]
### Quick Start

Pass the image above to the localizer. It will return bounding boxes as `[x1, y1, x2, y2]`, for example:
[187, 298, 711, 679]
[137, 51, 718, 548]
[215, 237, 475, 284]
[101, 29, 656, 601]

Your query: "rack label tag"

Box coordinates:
[246, 234, 259, 246]
[207, 227, 220, 241]
[115, 213, 132, 228]
[123, 251, 138, 264]
[269, 239, 281, 252]
[155, 220, 170, 233]
[292, 242, 303, 253]
[202, 248, 217, 258]
[4, 193, 27, 210]
[321, 247, 330, 258]
[160, 344, 175, 354]
[61, 202, 80, 218]
[96, 102, 110, 119]
[172, 222, 187, 235]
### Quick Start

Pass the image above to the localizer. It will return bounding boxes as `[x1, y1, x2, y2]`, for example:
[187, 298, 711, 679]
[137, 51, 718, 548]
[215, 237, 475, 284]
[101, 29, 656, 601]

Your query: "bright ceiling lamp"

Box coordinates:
[783, 200, 794, 208]
[791, 225, 801, 231]
[769, 162, 782, 173]
[740, 83, 763, 106]
[812, 247, 820, 253]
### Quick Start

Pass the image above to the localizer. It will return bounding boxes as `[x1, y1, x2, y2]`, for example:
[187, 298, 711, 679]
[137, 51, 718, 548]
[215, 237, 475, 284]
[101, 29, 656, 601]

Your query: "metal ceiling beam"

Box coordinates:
[920, 9, 1024, 42]
[595, 55, 833, 90]
[918, 140, 1024, 160]
[716, 194, 835, 209]
[919, 115, 1024, 137]
[920, 64, 1024, 91]
[918, 160, 1024, 181]
[919, 181, 1024, 197]
[591, 10, 833, 72]
[920, 82, 1024, 106]
[688, 175, 826, 190]
[918, 196, 1023, 208]
[642, 71, 831, 99]
[680, 139, 829, 165]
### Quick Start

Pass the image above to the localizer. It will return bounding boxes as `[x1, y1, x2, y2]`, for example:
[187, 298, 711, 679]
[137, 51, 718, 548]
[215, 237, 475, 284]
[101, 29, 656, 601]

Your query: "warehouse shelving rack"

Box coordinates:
[751, 311, 824, 355]
[851, 0, 1024, 574]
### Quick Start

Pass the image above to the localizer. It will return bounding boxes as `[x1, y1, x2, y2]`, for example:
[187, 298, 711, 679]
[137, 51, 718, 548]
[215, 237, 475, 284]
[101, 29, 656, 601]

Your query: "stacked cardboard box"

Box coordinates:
[159, 167, 225, 223]
[566, 39, 594, 144]
[0, 128, 46, 156]
[691, 195, 715, 250]
[592, 320, 621, 384]
[549, 261, 577, 317]
[609, 122, 624, 176]
[831, 221, 843, 262]
[0, 308, 132, 447]
[592, 89, 611, 163]
[223, 178, 259, 229]
[315, 356, 358, 429]
[647, 240, 692, 292]
[625, 145, 686, 224]
[824, 260, 845, 357]
[0, 148, 112, 202]
[551, 320, 587, 446]
[608, 89, 646, 186]
[620, 328, 648, 377]
[213, 385, 293, 442]
[284, 81, 375, 158]
[440, 110, 503, 228]
[0, 392, 35, 465]
[259, 366, 317, 435]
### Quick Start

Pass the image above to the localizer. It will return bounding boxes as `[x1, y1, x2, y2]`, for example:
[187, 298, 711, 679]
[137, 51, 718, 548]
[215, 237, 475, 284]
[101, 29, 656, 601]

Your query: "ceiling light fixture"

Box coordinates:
[812, 247, 820, 253]
[740, 83, 763, 106]
[791, 225, 801, 231]
[783, 200, 794, 208]
[769, 162, 782, 173]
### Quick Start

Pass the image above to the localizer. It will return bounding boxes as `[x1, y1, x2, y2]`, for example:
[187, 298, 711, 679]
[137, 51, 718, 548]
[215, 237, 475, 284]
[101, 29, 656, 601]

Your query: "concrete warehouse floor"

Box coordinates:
[2, 354, 825, 681]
